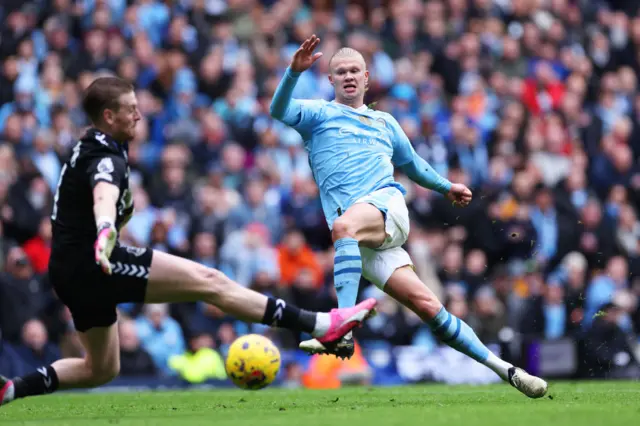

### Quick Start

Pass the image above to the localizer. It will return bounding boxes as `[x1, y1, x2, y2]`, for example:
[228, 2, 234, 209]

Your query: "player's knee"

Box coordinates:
[191, 264, 230, 300]
[89, 361, 120, 387]
[332, 217, 357, 241]
[411, 289, 443, 321]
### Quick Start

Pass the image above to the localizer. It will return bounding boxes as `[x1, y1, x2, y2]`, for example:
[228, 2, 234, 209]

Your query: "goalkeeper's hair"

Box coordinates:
[82, 77, 135, 125]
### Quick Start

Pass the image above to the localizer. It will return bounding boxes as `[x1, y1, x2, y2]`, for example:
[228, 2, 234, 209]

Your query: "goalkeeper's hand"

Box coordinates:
[94, 220, 117, 275]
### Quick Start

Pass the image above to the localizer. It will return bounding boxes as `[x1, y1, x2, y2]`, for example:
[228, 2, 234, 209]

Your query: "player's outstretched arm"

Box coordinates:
[399, 155, 452, 195]
[391, 120, 472, 206]
[93, 181, 119, 275]
[270, 34, 322, 124]
[399, 157, 472, 206]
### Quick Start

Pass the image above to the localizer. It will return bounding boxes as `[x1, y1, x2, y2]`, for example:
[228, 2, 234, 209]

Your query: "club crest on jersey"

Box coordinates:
[94, 157, 114, 182]
[97, 158, 114, 174]
[358, 116, 372, 126]
[376, 118, 387, 128]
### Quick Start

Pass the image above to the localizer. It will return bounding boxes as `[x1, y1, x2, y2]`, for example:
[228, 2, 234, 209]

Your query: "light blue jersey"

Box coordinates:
[277, 99, 414, 228]
[270, 67, 451, 229]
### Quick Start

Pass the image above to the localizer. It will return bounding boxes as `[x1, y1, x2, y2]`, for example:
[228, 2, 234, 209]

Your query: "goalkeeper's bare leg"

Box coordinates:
[1, 250, 376, 406]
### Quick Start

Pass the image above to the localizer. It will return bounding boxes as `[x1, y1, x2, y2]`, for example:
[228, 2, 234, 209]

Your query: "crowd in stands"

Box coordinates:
[2, 0, 640, 385]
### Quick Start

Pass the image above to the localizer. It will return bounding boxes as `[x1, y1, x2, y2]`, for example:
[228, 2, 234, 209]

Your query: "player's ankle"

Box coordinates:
[484, 352, 512, 381]
[13, 366, 59, 399]
[311, 312, 331, 337]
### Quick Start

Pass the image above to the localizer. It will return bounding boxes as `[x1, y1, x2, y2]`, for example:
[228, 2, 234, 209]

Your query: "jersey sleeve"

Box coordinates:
[270, 67, 325, 139]
[86, 154, 127, 189]
[389, 116, 416, 167]
[280, 99, 325, 138]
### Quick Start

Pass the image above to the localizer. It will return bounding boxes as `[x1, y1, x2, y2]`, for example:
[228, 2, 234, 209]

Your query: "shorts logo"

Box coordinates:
[123, 245, 146, 256]
[97, 157, 114, 174]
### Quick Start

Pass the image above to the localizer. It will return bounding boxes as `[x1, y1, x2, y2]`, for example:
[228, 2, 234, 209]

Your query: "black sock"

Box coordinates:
[261, 297, 317, 333]
[14, 365, 59, 399]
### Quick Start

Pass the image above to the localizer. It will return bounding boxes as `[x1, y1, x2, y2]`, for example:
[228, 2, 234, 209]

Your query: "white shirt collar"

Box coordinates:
[331, 100, 369, 112]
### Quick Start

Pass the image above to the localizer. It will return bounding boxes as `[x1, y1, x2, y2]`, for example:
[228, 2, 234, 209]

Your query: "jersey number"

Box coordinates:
[51, 142, 82, 220]
[51, 164, 67, 221]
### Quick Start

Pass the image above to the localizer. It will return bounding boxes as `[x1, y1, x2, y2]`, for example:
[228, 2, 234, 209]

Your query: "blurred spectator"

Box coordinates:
[0, 328, 26, 378]
[168, 331, 227, 384]
[226, 177, 283, 243]
[22, 216, 51, 274]
[520, 282, 570, 340]
[187, 303, 249, 347]
[584, 302, 640, 379]
[359, 294, 421, 347]
[584, 256, 630, 330]
[12, 318, 60, 370]
[219, 222, 279, 288]
[135, 304, 186, 377]
[281, 176, 330, 250]
[467, 286, 507, 344]
[0, 246, 50, 342]
[277, 229, 323, 289]
[118, 319, 157, 378]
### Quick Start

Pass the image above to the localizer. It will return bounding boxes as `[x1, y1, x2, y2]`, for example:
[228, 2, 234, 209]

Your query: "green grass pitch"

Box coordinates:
[1, 382, 639, 426]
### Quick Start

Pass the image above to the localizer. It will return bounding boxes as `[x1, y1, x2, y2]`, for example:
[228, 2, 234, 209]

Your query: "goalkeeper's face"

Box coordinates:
[105, 91, 142, 142]
[329, 53, 369, 106]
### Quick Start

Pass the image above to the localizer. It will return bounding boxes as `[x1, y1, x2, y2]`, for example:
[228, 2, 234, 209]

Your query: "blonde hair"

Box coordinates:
[329, 48, 369, 91]
[329, 48, 366, 69]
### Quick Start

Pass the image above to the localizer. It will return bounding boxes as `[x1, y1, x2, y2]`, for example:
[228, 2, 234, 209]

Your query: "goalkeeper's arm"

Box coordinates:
[93, 181, 119, 274]
[93, 181, 119, 228]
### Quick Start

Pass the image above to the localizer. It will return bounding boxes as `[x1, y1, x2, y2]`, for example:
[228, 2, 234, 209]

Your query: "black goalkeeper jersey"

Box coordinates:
[51, 128, 133, 254]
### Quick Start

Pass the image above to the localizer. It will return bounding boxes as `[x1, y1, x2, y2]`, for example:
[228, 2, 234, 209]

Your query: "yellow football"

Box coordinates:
[225, 334, 281, 390]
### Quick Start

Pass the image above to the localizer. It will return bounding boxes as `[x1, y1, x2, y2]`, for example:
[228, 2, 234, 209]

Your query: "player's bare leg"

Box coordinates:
[300, 202, 385, 358]
[383, 266, 548, 399]
[332, 203, 387, 248]
[1, 253, 376, 408]
[1, 325, 120, 406]
[145, 250, 376, 345]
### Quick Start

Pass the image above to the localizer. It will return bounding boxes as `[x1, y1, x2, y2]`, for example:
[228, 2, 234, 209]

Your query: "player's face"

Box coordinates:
[106, 91, 141, 142]
[329, 55, 369, 105]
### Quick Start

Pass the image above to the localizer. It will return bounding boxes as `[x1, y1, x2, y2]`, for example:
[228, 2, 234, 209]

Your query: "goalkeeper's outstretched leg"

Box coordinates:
[1, 249, 377, 407]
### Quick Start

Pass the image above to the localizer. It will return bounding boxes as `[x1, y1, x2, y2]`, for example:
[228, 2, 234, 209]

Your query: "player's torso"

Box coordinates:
[51, 130, 131, 252]
[306, 104, 398, 218]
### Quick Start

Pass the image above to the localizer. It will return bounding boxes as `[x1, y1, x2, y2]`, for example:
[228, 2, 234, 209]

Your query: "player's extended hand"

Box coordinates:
[94, 222, 117, 275]
[446, 183, 473, 207]
[290, 34, 323, 73]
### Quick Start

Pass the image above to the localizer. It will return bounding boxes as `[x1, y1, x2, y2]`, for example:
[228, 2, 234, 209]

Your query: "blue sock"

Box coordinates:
[333, 238, 361, 308]
[429, 306, 490, 363]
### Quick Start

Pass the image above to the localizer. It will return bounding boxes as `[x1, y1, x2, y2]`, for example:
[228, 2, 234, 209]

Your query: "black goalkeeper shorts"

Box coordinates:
[49, 243, 153, 332]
